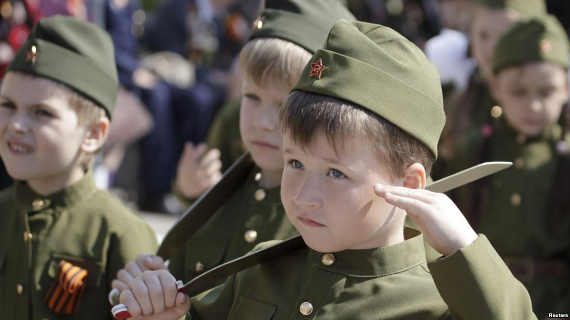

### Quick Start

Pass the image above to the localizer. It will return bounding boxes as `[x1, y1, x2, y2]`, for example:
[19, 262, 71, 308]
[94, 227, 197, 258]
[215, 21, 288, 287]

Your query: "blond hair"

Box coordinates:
[238, 38, 312, 88]
[66, 91, 108, 171]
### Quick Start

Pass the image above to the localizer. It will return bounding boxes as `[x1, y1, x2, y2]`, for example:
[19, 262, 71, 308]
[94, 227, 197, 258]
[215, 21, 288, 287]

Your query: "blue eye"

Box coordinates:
[327, 168, 347, 179]
[288, 159, 303, 170]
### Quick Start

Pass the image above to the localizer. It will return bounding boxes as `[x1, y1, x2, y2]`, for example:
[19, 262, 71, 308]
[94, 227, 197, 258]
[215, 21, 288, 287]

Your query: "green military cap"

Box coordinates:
[471, 0, 547, 16]
[493, 14, 569, 74]
[7, 15, 118, 118]
[293, 20, 445, 158]
[249, 0, 355, 54]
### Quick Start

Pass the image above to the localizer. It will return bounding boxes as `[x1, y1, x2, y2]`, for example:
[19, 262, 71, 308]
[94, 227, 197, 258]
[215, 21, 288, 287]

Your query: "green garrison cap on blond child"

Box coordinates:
[294, 20, 445, 157]
[249, 0, 355, 54]
[7, 15, 118, 118]
[493, 14, 569, 74]
[471, 0, 547, 16]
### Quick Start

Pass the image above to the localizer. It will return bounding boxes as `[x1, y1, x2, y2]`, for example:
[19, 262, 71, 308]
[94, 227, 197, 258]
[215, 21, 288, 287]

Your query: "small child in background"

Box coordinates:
[435, 0, 546, 167]
[447, 14, 570, 317]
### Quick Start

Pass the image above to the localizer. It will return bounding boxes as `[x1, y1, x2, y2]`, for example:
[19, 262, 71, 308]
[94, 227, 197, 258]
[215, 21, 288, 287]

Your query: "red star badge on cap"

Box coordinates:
[309, 58, 327, 80]
[540, 39, 552, 54]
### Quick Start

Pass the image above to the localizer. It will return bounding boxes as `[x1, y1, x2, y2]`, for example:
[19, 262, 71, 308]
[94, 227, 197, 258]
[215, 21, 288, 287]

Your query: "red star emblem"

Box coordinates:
[540, 39, 552, 54]
[26, 45, 37, 64]
[309, 58, 327, 80]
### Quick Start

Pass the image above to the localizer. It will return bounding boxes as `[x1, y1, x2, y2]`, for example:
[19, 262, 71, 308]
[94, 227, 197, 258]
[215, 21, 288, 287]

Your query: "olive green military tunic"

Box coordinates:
[164, 154, 298, 282]
[0, 172, 158, 319]
[448, 119, 570, 316]
[187, 234, 535, 320]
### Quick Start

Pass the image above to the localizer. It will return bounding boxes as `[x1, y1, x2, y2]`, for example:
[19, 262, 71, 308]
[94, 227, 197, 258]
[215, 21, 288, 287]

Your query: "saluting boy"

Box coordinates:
[110, 0, 354, 312]
[0, 16, 157, 319]
[448, 14, 570, 317]
[115, 20, 537, 320]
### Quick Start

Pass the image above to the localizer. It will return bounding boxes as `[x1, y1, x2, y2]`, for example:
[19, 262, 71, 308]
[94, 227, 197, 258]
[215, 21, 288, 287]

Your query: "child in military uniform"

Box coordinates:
[115, 19, 537, 320]
[446, 15, 570, 317]
[435, 0, 546, 168]
[109, 0, 355, 308]
[0, 16, 158, 319]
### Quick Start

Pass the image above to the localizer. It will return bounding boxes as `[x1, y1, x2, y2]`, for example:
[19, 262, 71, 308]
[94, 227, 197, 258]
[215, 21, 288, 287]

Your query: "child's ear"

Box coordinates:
[81, 117, 109, 153]
[402, 162, 426, 189]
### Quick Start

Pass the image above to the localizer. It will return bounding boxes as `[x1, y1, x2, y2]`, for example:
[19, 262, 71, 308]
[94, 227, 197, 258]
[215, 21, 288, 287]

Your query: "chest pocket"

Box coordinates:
[229, 295, 277, 320]
[41, 254, 103, 317]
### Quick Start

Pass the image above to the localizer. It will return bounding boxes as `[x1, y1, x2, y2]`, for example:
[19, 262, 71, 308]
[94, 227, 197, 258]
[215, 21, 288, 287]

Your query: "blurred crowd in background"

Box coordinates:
[0, 0, 568, 214]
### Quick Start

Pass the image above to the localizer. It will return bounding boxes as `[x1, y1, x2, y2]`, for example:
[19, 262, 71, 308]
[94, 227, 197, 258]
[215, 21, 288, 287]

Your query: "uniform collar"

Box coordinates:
[14, 171, 97, 213]
[309, 234, 426, 277]
[496, 118, 562, 144]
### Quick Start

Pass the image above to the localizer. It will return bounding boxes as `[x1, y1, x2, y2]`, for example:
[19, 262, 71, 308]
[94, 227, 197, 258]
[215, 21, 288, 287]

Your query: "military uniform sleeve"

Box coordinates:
[428, 235, 537, 320]
[106, 220, 158, 294]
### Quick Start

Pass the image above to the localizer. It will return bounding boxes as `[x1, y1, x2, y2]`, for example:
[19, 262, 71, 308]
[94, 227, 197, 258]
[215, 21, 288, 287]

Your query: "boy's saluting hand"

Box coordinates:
[374, 184, 478, 256]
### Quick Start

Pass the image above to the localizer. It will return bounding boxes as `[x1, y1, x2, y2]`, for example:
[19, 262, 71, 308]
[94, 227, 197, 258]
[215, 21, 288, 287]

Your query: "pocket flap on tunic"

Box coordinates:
[46, 254, 103, 287]
[42, 254, 103, 316]
[229, 295, 277, 320]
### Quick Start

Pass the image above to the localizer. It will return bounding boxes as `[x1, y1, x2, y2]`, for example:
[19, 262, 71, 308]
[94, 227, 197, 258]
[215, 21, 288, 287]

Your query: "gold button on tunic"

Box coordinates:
[321, 253, 335, 266]
[254, 189, 266, 201]
[244, 230, 258, 243]
[31, 199, 45, 210]
[299, 301, 313, 316]
[511, 193, 522, 206]
[490, 105, 503, 118]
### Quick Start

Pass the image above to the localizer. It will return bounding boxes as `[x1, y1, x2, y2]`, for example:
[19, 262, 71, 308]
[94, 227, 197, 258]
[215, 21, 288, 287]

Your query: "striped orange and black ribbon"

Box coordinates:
[44, 260, 88, 315]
